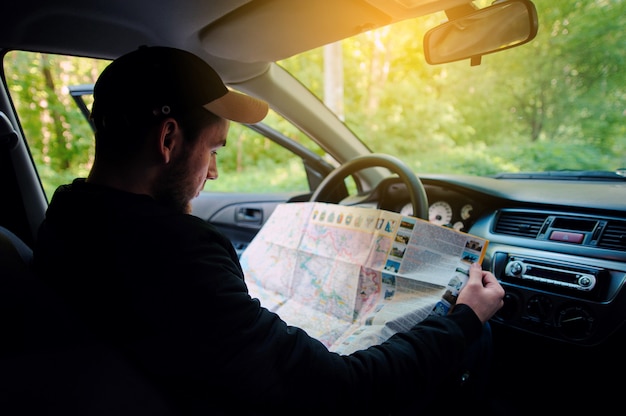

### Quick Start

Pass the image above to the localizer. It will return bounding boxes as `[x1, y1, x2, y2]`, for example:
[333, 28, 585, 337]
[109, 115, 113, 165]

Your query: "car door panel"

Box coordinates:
[192, 191, 302, 256]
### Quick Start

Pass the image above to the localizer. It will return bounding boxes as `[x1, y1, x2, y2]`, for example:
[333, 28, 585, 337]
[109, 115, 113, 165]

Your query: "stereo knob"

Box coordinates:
[506, 260, 524, 277]
[578, 275, 593, 287]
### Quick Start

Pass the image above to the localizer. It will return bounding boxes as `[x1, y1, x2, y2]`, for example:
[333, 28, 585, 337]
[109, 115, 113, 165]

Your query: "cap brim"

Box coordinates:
[203, 90, 269, 124]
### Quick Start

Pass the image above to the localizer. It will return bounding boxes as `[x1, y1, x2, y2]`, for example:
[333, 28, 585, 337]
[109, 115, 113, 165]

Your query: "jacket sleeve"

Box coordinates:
[132, 216, 486, 415]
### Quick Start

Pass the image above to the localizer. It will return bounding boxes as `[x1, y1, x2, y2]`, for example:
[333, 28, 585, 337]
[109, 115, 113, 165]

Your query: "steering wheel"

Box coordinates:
[309, 153, 429, 220]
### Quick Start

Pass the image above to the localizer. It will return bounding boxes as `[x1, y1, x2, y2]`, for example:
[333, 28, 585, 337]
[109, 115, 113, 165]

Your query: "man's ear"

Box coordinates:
[157, 118, 180, 163]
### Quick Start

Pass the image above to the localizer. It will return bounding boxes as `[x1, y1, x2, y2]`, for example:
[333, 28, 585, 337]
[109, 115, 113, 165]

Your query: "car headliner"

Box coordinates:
[2, 0, 472, 83]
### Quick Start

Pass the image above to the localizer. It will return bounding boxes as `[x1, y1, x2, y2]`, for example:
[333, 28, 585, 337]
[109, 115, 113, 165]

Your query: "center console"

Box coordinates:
[489, 248, 626, 345]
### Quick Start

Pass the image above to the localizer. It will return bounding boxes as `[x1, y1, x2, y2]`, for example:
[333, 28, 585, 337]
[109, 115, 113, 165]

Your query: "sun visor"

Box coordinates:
[200, 0, 393, 63]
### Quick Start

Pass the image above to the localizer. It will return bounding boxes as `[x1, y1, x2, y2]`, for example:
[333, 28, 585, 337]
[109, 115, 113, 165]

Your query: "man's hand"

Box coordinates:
[456, 262, 505, 324]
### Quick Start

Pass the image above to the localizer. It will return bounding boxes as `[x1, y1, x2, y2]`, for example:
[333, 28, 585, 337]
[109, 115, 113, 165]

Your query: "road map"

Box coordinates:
[239, 202, 487, 354]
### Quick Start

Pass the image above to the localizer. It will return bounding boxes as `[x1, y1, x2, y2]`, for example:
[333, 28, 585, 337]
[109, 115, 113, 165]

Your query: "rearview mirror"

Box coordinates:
[424, 0, 538, 66]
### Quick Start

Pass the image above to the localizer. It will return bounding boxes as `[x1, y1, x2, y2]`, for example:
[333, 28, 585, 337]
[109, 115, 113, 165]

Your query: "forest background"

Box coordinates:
[4, 0, 625, 198]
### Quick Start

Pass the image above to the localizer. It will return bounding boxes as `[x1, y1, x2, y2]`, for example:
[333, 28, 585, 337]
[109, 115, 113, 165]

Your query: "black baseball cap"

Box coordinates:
[90, 46, 269, 127]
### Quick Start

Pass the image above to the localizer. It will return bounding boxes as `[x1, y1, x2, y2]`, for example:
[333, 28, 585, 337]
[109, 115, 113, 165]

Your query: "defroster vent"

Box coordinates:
[494, 211, 548, 238]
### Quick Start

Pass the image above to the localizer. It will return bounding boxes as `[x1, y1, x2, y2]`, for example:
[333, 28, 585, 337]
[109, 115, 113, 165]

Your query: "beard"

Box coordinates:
[153, 153, 197, 214]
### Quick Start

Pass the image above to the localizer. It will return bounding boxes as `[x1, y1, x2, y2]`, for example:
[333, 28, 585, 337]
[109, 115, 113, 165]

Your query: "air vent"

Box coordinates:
[494, 211, 548, 238]
[598, 220, 626, 250]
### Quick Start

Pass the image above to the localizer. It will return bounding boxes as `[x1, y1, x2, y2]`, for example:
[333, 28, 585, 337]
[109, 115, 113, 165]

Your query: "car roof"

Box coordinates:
[1, 0, 472, 83]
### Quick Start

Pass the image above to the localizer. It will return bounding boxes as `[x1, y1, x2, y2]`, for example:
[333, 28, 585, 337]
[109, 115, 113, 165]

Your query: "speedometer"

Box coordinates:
[428, 201, 453, 226]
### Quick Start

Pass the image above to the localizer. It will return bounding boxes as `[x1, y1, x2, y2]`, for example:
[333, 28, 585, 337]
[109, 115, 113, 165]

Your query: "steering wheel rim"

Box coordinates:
[309, 153, 429, 220]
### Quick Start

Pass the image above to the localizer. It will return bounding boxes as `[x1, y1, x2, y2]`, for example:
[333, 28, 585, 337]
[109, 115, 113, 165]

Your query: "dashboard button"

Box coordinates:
[550, 230, 584, 243]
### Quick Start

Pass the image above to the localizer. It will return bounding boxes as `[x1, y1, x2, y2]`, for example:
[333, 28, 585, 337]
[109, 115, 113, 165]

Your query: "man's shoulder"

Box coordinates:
[158, 213, 238, 255]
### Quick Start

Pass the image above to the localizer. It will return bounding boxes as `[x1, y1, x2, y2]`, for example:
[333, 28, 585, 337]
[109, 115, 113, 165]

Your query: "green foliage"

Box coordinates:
[281, 0, 626, 174]
[204, 157, 308, 193]
[5, 52, 107, 196]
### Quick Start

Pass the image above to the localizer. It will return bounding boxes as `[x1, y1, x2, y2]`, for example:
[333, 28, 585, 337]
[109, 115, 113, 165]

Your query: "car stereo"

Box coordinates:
[503, 255, 598, 292]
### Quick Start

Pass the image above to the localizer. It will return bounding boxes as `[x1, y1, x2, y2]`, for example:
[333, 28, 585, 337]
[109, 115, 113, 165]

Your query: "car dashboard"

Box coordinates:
[389, 174, 626, 347]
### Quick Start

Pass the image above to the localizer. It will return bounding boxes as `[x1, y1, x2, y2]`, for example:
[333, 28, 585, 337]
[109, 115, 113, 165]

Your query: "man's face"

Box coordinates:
[154, 118, 228, 214]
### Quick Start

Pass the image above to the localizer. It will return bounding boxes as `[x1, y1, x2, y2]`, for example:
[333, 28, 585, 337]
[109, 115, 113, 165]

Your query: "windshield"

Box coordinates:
[278, 0, 625, 176]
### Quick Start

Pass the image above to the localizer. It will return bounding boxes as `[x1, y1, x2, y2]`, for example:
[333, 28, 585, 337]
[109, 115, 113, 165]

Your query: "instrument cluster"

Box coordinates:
[399, 185, 482, 233]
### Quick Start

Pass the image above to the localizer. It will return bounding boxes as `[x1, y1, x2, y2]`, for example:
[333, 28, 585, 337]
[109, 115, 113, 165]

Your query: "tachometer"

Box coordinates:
[400, 202, 413, 217]
[428, 201, 453, 226]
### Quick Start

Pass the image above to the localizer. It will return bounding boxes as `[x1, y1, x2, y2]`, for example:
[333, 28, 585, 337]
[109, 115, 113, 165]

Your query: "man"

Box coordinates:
[34, 46, 505, 415]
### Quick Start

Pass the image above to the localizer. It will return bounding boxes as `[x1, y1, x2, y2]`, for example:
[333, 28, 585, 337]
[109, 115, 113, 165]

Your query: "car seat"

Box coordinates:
[0, 181, 179, 416]
[0, 224, 181, 415]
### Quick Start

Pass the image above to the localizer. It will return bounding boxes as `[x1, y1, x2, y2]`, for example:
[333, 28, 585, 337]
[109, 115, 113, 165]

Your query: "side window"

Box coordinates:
[4, 50, 327, 200]
[206, 110, 321, 194]
[4, 51, 104, 198]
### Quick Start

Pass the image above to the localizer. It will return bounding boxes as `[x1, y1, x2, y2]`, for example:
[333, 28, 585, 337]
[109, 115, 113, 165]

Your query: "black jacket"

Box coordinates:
[34, 178, 486, 415]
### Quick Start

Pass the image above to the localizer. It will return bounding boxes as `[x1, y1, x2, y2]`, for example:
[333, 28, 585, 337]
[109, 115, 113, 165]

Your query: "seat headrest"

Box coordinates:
[0, 111, 19, 151]
[0, 226, 33, 275]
